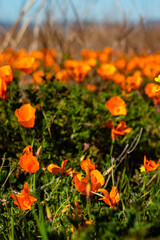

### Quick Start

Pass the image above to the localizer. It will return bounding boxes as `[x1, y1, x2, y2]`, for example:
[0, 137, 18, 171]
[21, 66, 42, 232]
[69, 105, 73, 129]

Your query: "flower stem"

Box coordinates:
[110, 140, 115, 186]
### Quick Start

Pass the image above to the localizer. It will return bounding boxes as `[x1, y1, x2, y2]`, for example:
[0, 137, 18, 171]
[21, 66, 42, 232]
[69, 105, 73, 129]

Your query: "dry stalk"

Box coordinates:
[104, 128, 143, 188]
[1, 0, 36, 50]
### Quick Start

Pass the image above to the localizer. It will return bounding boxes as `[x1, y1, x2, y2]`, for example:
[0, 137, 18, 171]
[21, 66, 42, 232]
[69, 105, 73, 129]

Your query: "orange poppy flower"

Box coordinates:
[143, 155, 160, 172]
[84, 58, 97, 67]
[98, 186, 120, 208]
[64, 59, 91, 82]
[105, 96, 127, 116]
[13, 57, 36, 74]
[0, 77, 7, 99]
[80, 158, 95, 176]
[86, 84, 97, 91]
[32, 70, 44, 84]
[153, 95, 160, 105]
[43, 50, 56, 68]
[126, 56, 139, 72]
[64, 59, 78, 70]
[121, 71, 143, 92]
[143, 63, 160, 79]
[97, 64, 116, 80]
[10, 182, 37, 210]
[29, 50, 43, 60]
[105, 121, 131, 140]
[72, 159, 105, 197]
[112, 72, 125, 85]
[15, 104, 36, 128]
[81, 49, 97, 59]
[145, 83, 159, 98]
[55, 69, 70, 82]
[19, 145, 39, 173]
[96, 51, 109, 64]
[0, 65, 13, 99]
[72, 170, 105, 197]
[47, 160, 77, 177]
[114, 58, 126, 71]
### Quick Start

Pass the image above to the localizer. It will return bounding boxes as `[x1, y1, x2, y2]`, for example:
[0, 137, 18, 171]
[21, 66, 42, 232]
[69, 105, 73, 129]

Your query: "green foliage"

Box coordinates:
[0, 69, 160, 239]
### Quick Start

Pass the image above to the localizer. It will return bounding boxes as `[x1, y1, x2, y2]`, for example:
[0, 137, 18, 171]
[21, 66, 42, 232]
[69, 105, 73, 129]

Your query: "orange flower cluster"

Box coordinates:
[19, 145, 39, 174]
[1, 47, 160, 102]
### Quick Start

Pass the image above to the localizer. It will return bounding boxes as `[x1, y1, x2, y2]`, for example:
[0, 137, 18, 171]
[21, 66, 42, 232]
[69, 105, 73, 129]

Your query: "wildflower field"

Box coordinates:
[0, 47, 160, 240]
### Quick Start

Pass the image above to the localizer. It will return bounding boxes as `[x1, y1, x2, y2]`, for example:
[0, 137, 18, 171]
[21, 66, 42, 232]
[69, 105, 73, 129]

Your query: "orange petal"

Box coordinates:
[47, 164, 61, 175]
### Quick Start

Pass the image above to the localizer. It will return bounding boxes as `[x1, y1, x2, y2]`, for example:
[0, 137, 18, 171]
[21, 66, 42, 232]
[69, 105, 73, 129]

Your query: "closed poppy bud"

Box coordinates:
[15, 104, 36, 128]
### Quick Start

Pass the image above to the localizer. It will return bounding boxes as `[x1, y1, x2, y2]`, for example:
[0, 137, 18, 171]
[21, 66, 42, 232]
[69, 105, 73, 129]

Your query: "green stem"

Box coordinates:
[42, 110, 52, 138]
[30, 174, 36, 192]
[20, 126, 27, 146]
[141, 176, 146, 192]
[86, 197, 91, 220]
[0, 153, 6, 172]
[11, 207, 14, 240]
[110, 140, 115, 186]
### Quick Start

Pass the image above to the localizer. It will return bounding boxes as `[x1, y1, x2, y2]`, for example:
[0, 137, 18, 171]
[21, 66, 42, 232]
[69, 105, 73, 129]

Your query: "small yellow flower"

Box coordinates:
[140, 165, 145, 172]
[154, 75, 160, 92]
[154, 74, 160, 83]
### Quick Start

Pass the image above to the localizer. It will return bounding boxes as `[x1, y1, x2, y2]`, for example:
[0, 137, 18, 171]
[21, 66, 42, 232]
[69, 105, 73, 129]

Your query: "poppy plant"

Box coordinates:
[98, 186, 120, 208]
[86, 84, 97, 92]
[0, 65, 13, 99]
[97, 64, 116, 80]
[121, 71, 143, 93]
[105, 121, 131, 140]
[72, 158, 105, 197]
[145, 83, 160, 98]
[105, 96, 127, 116]
[80, 158, 95, 175]
[62, 200, 92, 233]
[32, 70, 44, 84]
[70, 62, 91, 83]
[19, 145, 39, 173]
[143, 155, 160, 172]
[47, 160, 77, 177]
[15, 103, 36, 128]
[10, 182, 37, 210]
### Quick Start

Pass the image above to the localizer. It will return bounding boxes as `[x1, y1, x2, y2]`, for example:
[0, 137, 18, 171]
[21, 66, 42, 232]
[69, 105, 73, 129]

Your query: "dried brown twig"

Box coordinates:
[1, 0, 36, 50]
[104, 128, 143, 188]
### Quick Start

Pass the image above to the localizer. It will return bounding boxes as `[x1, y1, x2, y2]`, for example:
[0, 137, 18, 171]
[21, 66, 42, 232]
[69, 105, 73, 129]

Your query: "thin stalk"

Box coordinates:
[20, 126, 28, 146]
[0, 154, 6, 172]
[86, 197, 91, 220]
[10, 207, 14, 240]
[110, 140, 115, 186]
[30, 174, 36, 191]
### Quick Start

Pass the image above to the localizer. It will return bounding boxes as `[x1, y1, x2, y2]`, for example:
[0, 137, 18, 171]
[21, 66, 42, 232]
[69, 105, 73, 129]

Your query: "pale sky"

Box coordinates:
[0, 0, 160, 24]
